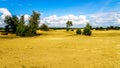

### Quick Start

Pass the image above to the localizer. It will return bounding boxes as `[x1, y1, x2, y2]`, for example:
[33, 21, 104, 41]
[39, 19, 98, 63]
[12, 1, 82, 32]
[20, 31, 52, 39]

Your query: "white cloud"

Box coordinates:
[88, 12, 120, 27]
[41, 12, 120, 27]
[24, 14, 30, 21]
[0, 8, 120, 28]
[24, 14, 30, 25]
[0, 8, 11, 27]
[41, 14, 88, 27]
[0, 8, 11, 19]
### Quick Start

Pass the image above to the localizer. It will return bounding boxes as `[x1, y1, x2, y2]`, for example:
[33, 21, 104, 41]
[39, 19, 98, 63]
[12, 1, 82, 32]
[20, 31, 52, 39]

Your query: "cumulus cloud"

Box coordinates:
[0, 8, 120, 28]
[0, 8, 11, 27]
[88, 12, 120, 27]
[41, 14, 88, 27]
[24, 14, 30, 25]
[41, 12, 120, 27]
[0, 8, 11, 19]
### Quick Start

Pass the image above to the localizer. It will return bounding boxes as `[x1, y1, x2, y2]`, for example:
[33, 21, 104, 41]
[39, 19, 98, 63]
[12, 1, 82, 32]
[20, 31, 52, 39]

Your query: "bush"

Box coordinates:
[16, 24, 26, 36]
[40, 24, 49, 31]
[76, 29, 82, 34]
[66, 28, 69, 31]
[1, 32, 8, 35]
[83, 27, 92, 36]
[16, 24, 36, 37]
[71, 28, 74, 31]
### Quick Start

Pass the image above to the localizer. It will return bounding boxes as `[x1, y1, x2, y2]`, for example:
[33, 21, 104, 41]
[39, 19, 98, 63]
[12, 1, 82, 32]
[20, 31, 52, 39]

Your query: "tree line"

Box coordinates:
[1, 11, 120, 37]
[94, 26, 120, 30]
[66, 21, 92, 36]
[3, 11, 41, 36]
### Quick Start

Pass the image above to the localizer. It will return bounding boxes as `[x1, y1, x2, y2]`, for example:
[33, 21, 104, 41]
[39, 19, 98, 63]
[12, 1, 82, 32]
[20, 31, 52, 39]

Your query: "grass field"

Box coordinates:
[0, 30, 120, 68]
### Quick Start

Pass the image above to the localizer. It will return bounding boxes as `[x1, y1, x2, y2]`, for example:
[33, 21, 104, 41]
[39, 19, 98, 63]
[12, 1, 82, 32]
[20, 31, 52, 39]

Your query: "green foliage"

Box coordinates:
[4, 16, 12, 25]
[17, 11, 40, 37]
[66, 21, 73, 31]
[4, 15, 19, 33]
[76, 29, 82, 34]
[95, 26, 120, 30]
[16, 24, 37, 37]
[16, 15, 28, 36]
[66, 28, 69, 31]
[1, 32, 8, 35]
[71, 28, 74, 31]
[16, 23, 26, 36]
[86, 23, 92, 29]
[83, 23, 92, 36]
[29, 11, 40, 34]
[4, 11, 40, 37]
[4, 16, 12, 32]
[83, 27, 92, 36]
[40, 24, 49, 31]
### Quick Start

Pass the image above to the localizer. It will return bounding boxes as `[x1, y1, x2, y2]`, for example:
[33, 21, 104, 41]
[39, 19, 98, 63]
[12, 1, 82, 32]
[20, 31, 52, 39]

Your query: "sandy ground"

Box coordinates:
[0, 30, 120, 68]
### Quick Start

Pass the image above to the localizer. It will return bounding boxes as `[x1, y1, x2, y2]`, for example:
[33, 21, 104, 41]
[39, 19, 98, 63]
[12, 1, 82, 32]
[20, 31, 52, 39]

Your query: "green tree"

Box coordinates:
[83, 23, 92, 36]
[4, 11, 41, 37]
[19, 15, 25, 24]
[11, 15, 19, 33]
[29, 11, 40, 34]
[86, 23, 92, 29]
[4, 16, 12, 32]
[4, 15, 19, 33]
[16, 15, 26, 36]
[40, 24, 49, 31]
[66, 21, 73, 31]
[76, 29, 82, 35]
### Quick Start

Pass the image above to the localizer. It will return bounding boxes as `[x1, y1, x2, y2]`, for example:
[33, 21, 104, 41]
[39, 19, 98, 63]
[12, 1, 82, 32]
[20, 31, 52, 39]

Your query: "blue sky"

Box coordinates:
[0, 0, 120, 27]
[0, 0, 120, 16]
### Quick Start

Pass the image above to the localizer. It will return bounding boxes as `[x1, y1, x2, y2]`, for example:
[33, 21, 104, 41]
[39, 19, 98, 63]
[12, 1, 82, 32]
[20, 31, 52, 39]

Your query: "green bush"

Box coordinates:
[40, 24, 49, 31]
[1, 32, 8, 35]
[4, 11, 40, 37]
[16, 25, 36, 37]
[76, 29, 82, 34]
[66, 28, 69, 31]
[83, 27, 92, 36]
[71, 28, 74, 31]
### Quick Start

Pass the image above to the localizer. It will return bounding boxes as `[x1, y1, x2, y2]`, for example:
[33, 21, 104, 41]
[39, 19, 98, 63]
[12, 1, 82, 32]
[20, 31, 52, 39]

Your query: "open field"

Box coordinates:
[0, 30, 120, 68]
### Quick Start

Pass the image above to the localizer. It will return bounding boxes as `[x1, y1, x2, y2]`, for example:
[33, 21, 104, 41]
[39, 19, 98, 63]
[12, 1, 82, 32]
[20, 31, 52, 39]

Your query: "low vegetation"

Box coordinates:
[40, 24, 49, 31]
[0, 30, 120, 68]
[76, 29, 82, 34]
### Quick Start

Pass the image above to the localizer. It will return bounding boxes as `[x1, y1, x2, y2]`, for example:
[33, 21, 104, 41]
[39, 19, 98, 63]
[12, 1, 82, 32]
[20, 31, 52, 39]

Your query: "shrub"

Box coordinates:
[71, 28, 74, 31]
[16, 23, 36, 37]
[16, 24, 27, 36]
[66, 28, 69, 31]
[76, 29, 82, 34]
[83, 27, 92, 36]
[40, 24, 49, 31]
[1, 32, 8, 35]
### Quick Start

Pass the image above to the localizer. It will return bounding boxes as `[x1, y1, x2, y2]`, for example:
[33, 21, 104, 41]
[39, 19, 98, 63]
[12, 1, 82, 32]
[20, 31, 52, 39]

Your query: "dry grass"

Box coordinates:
[0, 30, 120, 68]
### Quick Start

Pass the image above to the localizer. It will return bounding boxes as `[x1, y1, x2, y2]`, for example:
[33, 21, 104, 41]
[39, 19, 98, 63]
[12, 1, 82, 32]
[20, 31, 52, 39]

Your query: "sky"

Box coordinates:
[0, 0, 120, 27]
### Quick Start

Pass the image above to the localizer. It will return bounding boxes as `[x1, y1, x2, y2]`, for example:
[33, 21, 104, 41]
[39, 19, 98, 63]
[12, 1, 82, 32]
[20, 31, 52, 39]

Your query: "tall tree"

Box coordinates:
[4, 16, 12, 32]
[11, 15, 19, 33]
[4, 15, 19, 33]
[19, 15, 25, 24]
[16, 15, 26, 36]
[29, 11, 40, 34]
[66, 20, 73, 31]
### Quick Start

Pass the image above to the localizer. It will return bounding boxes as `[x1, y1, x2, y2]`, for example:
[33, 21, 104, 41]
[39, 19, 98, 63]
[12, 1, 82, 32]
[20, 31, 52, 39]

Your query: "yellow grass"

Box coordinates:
[0, 30, 120, 68]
